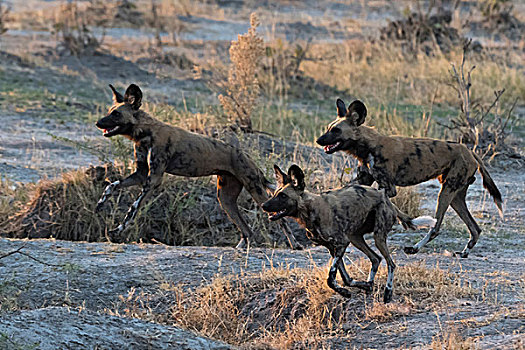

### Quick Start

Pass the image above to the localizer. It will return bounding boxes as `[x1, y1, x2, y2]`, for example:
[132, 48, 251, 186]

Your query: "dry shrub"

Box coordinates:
[0, 0, 9, 36]
[146, 259, 475, 348]
[391, 187, 422, 218]
[379, 7, 465, 56]
[217, 13, 264, 132]
[430, 326, 476, 350]
[2, 164, 297, 247]
[52, 0, 110, 56]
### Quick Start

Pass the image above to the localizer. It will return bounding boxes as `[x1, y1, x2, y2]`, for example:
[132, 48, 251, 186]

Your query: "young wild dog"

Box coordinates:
[95, 83, 296, 248]
[262, 164, 436, 303]
[316, 99, 504, 258]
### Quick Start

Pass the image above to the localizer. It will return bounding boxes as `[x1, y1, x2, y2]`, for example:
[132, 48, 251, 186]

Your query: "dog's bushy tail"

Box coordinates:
[472, 152, 504, 219]
[393, 203, 436, 230]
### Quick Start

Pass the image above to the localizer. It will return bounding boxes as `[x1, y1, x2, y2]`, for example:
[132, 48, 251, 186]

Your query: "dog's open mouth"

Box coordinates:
[102, 126, 120, 137]
[323, 141, 342, 154]
[268, 209, 288, 221]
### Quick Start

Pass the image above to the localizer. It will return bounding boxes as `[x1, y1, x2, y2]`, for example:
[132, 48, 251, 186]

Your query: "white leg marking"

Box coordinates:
[386, 266, 395, 290]
[367, 267, 377, 283]
[414, 228, 434, 250]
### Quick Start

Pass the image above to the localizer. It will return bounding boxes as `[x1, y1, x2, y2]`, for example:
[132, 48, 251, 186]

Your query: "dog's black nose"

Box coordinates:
[261, 201, 270, 211]
[316, 135, 325, 145]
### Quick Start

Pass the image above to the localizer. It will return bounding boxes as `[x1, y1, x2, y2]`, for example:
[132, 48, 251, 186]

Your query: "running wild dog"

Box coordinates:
[95, 83, 295, 248]
[316, 99, 504, 258]
[262, 164, 436, 303]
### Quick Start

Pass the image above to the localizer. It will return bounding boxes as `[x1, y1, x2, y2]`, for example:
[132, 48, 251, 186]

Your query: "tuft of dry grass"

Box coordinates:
[430, 326, 476, 350]
[392, 186, 422, 218]
[108, 259, 475, 348]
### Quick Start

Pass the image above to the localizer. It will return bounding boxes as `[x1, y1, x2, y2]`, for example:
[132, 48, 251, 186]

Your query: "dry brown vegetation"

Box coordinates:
[109, 259, 475, 348]
[0, 0, 523, 348]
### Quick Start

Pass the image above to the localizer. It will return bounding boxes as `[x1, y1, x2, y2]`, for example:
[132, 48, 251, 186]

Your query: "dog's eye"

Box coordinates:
[331, 127, 341, 134]
[277, 192, 288, 199]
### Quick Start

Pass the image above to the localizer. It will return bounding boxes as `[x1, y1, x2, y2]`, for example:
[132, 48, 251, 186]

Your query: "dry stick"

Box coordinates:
[0, 244, 63, 267]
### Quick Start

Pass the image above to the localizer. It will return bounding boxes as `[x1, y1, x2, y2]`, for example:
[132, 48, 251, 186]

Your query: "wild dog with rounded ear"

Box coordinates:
[262, 164, 436, 303]
[316, 98, 504, 258]
[95, 83, 299, 249]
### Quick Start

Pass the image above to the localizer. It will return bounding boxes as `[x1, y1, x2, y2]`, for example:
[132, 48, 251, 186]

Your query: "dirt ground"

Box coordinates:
[0, 0, 524, 349]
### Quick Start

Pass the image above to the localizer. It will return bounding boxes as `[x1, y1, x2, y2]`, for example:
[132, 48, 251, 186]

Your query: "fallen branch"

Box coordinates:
[0, 243, 63, 267]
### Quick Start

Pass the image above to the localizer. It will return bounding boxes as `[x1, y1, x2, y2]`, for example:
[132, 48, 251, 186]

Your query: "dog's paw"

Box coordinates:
[454, 251, 469, 259]
[383, 288, 393, 303]
[403, 246, 419, 255]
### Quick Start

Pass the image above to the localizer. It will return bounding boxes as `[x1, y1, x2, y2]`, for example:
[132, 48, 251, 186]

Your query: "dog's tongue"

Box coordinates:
[324, 145, 330, 152]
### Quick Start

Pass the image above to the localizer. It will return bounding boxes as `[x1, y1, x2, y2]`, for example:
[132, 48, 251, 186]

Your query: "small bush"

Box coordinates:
[392, 187, 422, 218]
[217, 13, 265, 132]
[53, 1, 109, 56]
[0, 0, 9, 37]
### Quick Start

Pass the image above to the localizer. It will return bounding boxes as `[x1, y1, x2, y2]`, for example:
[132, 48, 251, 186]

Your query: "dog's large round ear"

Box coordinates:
[124, 84, 143, 110]
[346, 100, 367, 126]
[109, 84, 124, 104]
[288, 164, 305, 191]
[274, 164, 289, 187]
[336, 98, 347, 118]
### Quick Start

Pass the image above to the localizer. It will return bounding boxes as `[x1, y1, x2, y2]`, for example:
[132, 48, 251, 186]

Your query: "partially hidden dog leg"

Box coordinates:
[279, 219, 303, 250]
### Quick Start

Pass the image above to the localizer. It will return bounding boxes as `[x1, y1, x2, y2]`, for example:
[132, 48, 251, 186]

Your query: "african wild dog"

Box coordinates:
[262, 164, 436, 303]
[316, 98, 504, 258]
[95, 83, 296, 248]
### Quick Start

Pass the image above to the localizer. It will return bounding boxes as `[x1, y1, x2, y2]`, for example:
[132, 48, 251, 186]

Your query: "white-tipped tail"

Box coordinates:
[410, 216, 436, 229]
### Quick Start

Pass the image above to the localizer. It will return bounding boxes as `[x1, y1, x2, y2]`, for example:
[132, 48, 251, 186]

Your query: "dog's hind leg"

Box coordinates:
[404, 183, 457, 254]
[451, 184, 481, 258]
[217, 173, 254, 249]
[347, 234, 382, 292]
[374, 233, 396, 303]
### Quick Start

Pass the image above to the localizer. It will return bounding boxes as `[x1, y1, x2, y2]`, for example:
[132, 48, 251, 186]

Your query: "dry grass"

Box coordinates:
[216, 13, 264, 131]
[108, 258, 475, 349]
[392, 187, 422, 218]
[430, 326, 476, 350]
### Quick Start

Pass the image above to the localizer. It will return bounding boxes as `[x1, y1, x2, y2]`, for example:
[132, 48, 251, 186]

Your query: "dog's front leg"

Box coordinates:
[96, 144, 149, 212]
[327, 257, 353, 298]
[350, 162, 375, 186]
[370, 165, 397, 197]
[109, 149, 165, 242]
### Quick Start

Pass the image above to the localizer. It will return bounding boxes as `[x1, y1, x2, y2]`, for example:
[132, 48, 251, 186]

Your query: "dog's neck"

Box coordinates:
[343, 126, 382, 163]
[127, 111, 162, 142]
[293, 191, 321, 229]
